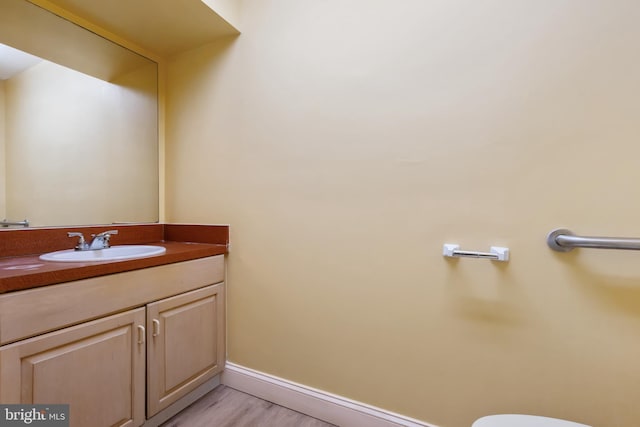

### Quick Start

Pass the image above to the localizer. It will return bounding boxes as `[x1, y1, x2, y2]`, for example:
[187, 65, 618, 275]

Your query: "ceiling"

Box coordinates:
[41, 0, 240, 57]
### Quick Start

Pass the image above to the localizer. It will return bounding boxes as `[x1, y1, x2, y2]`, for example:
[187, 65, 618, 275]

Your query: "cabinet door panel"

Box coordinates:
[0, 308, 145, 427]
[147, 283, 225, 416]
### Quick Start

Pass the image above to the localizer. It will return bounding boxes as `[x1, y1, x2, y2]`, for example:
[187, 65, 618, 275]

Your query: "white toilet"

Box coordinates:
[473, 414, 592, 427]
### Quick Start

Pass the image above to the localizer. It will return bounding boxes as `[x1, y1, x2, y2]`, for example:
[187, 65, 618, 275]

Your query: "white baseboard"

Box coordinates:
[222, 362, 438, 427]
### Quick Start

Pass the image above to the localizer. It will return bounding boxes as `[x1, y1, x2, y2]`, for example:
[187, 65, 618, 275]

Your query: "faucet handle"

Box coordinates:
[90, 230, 118, 249]
[92, 230, 119, 238]
[67, 232, 87, 250]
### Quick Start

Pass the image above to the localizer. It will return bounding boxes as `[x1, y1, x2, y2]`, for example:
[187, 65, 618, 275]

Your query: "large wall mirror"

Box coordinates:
[0, 0, 158, 228]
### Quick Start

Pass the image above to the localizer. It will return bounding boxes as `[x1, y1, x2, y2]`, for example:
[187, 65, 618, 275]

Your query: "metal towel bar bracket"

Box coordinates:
[443, 244, 509, 262]
[547, 228, 640, 252]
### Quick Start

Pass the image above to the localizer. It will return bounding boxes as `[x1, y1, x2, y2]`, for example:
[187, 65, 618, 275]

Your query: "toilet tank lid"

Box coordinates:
[472, 414, 592, 427]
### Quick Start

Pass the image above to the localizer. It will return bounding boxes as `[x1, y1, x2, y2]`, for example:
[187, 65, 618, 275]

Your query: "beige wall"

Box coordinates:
[5, 60, 158, 226]
[165, 1, 640, 426]
[0, 81, 5, 219]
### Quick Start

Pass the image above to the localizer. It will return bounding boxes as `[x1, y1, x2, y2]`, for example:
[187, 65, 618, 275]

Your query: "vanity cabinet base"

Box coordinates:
[0, 308, 146, 427]
[0, 255, 225, 427]
[147, 283, 225, 416]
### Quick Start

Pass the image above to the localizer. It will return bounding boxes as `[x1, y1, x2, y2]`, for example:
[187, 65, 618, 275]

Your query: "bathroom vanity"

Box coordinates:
[0, 224, 228, 427]
[0, 1, 236, 424]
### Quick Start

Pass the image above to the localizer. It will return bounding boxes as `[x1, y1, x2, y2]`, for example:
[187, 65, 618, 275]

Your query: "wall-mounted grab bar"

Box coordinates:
[443, 244, 510, 262]
[547, 228, 640, 252]
[1, 219, 29, 228]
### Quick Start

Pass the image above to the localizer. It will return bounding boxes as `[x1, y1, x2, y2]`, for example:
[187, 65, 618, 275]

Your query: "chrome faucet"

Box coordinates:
[68, 230, 118, 251]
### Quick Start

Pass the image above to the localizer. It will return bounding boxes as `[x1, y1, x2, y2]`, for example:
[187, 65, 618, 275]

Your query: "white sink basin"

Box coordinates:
[40, 245, 166, 262]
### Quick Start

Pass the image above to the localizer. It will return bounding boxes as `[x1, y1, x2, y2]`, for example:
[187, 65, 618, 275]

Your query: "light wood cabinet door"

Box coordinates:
[146, 283, 225, 416]
[0, 308, 146, 427]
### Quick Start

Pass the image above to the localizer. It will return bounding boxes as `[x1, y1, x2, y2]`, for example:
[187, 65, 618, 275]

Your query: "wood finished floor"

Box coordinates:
[161, 385, 337, 427]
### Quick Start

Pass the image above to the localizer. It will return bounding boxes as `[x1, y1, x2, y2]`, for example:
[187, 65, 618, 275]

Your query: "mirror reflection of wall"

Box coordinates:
[0, 72, 6, 222]
[0, 0, 158, 227]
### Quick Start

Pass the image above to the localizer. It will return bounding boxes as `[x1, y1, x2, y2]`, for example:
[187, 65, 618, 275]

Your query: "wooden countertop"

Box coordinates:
[0, 224, 229, 294]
